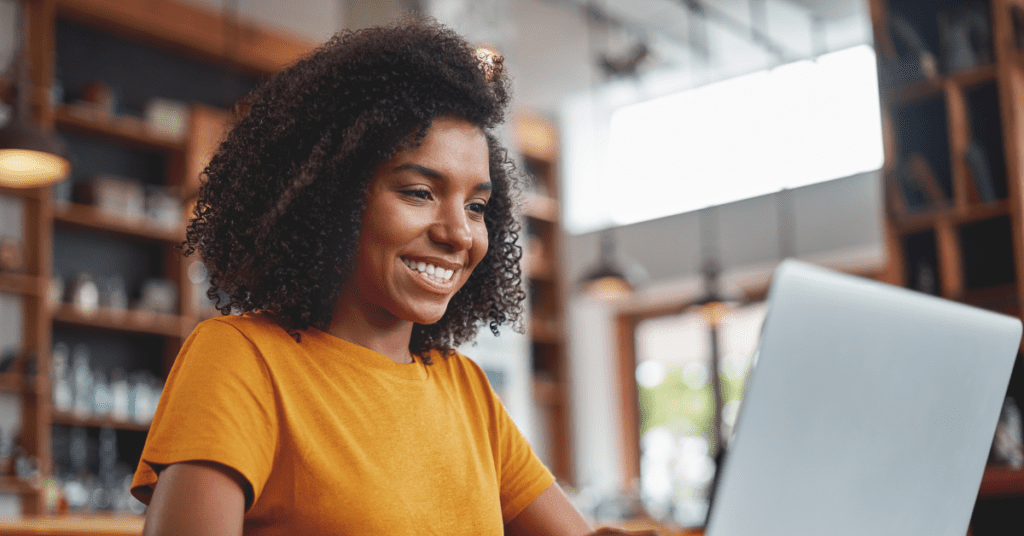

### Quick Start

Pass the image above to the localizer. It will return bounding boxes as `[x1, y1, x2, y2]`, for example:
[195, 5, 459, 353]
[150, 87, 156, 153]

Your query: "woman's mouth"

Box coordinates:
[401, 257, 456, 284]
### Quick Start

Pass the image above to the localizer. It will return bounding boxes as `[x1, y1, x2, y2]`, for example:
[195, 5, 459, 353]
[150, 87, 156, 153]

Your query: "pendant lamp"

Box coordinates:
[0, 0, 70, 188]
[579, 228, 643, 298]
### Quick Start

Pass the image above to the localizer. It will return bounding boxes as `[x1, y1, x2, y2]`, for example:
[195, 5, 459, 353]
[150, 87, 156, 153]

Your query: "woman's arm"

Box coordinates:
[505, 482, 592, 536]
[142, 461, 247, 536]
[505, 483, 658, 536]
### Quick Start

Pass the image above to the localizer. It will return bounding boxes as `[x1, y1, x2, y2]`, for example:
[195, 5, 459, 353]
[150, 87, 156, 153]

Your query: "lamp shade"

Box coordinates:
[0, 118, 71, 188]
[580, 263, 635, 298]
[578, 228, 645, 298]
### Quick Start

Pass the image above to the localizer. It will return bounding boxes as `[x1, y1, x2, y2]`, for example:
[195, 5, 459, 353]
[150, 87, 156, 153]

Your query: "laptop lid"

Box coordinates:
[705, 260, 1022, 536]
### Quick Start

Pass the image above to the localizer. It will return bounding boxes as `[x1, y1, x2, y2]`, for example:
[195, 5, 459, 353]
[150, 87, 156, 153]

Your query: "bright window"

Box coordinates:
[565, 45, 884, 233]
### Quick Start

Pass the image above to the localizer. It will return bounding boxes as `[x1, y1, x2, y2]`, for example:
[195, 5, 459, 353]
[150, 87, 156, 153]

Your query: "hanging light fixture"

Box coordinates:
[0, 0, 70, 188]
[579, 228, 644, 298]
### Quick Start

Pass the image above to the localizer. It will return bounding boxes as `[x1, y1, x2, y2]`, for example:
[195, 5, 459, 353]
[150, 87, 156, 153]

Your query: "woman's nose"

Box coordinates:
[429, 205, 473, 251]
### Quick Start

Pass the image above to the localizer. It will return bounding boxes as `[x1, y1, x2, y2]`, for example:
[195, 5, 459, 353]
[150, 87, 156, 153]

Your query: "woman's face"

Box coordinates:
[339, 117, 491, 326]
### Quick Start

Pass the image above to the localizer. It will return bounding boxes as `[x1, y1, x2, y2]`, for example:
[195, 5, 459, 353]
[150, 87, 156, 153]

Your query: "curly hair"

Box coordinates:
[183, 17, 526, 362]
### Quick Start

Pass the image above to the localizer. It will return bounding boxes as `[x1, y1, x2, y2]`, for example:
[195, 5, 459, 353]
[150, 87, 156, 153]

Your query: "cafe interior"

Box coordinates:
[0, 0, 1023, 534]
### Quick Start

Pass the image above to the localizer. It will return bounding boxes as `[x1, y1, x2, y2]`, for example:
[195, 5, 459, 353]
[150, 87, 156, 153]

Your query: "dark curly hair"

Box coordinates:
[183, 17, 526, 362]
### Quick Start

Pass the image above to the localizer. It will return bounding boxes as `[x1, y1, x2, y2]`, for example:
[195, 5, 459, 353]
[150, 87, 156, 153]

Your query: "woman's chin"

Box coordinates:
[402, 304, 450, 326]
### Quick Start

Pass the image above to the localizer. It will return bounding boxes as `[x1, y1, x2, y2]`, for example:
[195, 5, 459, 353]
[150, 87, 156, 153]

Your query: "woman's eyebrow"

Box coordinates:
[395, 162, 444, 180]
[394, 162, 492, 192]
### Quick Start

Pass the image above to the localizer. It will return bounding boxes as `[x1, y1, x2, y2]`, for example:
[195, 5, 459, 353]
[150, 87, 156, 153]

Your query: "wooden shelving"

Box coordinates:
[0, 273, 46, 298]
[0, 374, 40, 395]
[51, 305, 188, 338]
[50, 411, 149, 433]
[54, 105, 186, 155]
[515, 113, 571, 483]
[963, 283, 1020, 316]
[889, 200, 1010, 233]
[0, 186, 45, 201]
[0, 476, 39, 496]
[0, 514, 145, 535]
[870, 0, 1024, 532]
[523, 192, 558, 223]
[53, 203, 183, 244]
[529, 318, 564, 345]
[524, 251, 555, 282]
[884, 76, 943, 105]
[951, 63, 999, 89]
[883, 65, 996, 105]
[4, 0, 312, 519]
[978, 466, 1024, 498]
[531, 377, 565, 407]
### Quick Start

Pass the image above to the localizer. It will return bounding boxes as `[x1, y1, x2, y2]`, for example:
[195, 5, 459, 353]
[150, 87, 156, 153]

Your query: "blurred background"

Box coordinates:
[0, 0, 1023, 534]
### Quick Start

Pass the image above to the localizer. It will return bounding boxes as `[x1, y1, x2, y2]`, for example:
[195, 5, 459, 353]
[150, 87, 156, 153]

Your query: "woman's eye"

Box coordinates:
[401, 189, 432, 200]
[467, 202, 487, 215]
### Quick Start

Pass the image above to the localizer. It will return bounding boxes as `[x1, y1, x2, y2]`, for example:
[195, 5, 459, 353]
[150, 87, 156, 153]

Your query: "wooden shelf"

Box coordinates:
[56, 0, 313, 77]
[0, 373, 40, 395]
[0, 185, 46, 200]
[884, 76, 942, 104]
[0, 76, 11, 105]
[524, 193, 558, 223]
[0, 476, 39, 496]
[889, 200, 1010, 234]
[977, 466, 1024, 499]
[0, 513, 145, 535]
[51, 305, 187, 338]
[950, 63, 998, 90]
[54, 203, 183, 244]
[55, 104, 186, 154]
[532, 378, 565, 406]
[963, 284, 1020, 316]
[525, 252, 555, 282]
[529, 317, 564, 344]
[0, 273, 46, 298]
[883, 64, 997, 105]
[51, 411, 150, 432]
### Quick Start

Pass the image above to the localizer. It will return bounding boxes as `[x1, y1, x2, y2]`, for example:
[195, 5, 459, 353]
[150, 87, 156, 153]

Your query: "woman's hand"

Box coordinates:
[505, 482, 664, 536]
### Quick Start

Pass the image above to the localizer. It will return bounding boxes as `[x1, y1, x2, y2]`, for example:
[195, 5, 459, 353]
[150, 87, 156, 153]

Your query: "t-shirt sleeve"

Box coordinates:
[131, 318, 279, 509]
[476, 364, 556, 523]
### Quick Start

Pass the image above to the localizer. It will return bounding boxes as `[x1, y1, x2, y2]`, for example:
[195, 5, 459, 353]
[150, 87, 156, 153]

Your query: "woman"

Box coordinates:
[130, 16, 652, 536]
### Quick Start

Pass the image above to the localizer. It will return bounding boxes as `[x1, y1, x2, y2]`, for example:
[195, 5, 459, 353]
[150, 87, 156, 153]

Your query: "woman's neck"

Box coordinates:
[328, 301, 416, 365]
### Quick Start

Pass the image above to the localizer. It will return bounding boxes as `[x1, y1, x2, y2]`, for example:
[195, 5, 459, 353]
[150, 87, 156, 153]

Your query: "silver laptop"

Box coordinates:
[706, 259, 1022, 536]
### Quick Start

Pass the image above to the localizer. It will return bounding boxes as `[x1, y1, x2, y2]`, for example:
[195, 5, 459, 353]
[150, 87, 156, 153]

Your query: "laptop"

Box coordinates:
[705, 259, 1022, 536]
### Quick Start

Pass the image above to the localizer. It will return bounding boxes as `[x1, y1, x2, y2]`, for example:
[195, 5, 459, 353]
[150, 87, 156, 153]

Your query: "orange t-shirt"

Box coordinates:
[131, 313, 554, 535]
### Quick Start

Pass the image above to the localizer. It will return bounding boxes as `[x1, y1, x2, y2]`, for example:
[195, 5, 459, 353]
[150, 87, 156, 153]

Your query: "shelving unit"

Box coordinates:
[50, 412, 149, 434]
[53, 204, 183, 244]
[515, 113, 572, 484]
[869, 0, 1024, 532]
[0, 0, 313, 518]
[53, 105, 186, 154]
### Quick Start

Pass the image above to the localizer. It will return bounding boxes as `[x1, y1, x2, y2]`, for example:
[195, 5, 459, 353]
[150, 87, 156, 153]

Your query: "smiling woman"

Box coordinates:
[123, 15, 649, 536]
[330, 118, 494, 357]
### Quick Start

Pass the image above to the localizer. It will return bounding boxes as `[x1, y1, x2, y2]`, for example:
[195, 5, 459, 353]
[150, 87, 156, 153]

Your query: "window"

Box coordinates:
[625, 302, 767, 526]
[564, 45, 884, 233]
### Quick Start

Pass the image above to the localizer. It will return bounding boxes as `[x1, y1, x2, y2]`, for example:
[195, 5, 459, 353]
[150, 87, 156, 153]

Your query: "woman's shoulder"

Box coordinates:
[185, 312, 302, 360]
[196, 312, 288, 338]
[434, 351, 496, 389]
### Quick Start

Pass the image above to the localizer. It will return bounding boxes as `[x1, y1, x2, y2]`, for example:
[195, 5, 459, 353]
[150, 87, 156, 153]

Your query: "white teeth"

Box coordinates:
[402, 258, 456, 282]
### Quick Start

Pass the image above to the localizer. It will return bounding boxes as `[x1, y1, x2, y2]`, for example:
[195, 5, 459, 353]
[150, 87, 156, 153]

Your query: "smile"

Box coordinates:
[401, 257, 456, 283]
